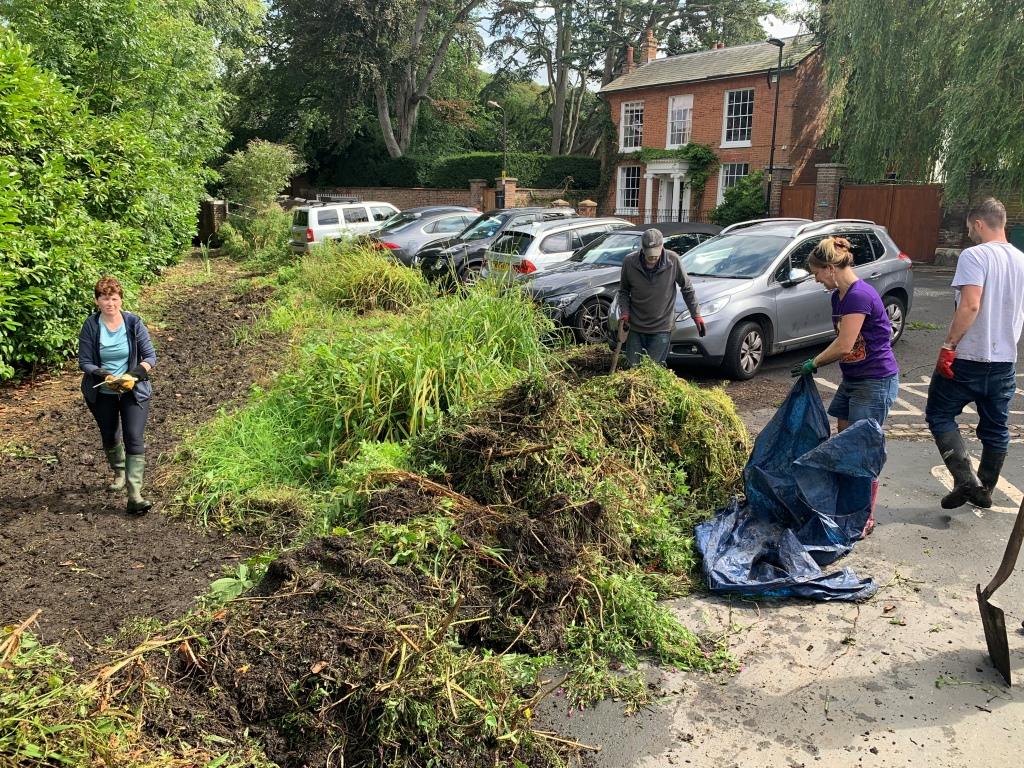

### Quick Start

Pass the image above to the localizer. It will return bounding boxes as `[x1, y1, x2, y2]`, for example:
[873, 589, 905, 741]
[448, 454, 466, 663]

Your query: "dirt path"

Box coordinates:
[0, 258, 279, 667]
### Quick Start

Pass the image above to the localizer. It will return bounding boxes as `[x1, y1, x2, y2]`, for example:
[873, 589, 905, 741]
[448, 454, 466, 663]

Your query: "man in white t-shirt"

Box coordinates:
[926, 197, 1024, 509]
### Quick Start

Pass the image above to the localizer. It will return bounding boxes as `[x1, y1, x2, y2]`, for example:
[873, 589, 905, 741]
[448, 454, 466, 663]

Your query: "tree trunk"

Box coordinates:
[374, 80, 403, 159]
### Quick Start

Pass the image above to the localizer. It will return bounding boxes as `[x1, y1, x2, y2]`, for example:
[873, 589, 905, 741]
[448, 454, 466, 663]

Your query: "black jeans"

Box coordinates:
[86, 393, 151, 455]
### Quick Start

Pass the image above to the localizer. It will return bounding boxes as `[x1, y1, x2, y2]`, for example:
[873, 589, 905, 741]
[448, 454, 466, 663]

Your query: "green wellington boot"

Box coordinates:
[103, 444, 127, 492]
[125, 454, 154, 515]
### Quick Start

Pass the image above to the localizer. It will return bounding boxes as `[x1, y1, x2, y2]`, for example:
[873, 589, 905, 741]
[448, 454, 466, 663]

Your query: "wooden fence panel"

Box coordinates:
[780, 185, 815, 219]
[837, 184, 942, 263]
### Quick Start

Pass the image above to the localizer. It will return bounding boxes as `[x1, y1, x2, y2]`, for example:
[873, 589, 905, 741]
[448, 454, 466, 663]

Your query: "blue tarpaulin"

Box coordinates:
[695, 377, 884, 601]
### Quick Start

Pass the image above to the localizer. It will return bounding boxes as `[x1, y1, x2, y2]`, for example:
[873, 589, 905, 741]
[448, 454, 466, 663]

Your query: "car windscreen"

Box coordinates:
[572, 232, 641, 266]
[680, 234, 791, 278]
[376, 213, 421, 233]
[458, 213, 511, 242]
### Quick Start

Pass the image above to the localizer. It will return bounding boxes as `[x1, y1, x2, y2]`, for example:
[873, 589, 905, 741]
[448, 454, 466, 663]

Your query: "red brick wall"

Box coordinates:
[293, 185, 472, 209]
[604, 50, 830, 217]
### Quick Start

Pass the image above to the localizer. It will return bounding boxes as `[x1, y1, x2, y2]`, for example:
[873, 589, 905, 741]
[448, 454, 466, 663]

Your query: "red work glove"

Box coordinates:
[936, 346, 956, 379]
[694, 314, 706, 338]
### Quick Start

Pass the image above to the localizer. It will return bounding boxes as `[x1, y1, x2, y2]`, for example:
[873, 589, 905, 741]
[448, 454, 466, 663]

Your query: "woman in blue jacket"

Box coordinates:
[78, 276, 157, 514]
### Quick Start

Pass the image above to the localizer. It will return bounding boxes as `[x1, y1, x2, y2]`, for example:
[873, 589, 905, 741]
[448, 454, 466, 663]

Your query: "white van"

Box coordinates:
[483, 217, 633, 277]
[290, 201, 400, 252]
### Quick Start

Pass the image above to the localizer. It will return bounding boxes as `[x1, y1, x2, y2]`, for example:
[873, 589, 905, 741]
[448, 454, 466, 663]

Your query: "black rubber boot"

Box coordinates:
[933, 431, 983, 509]
[973, 446, 1007, 509]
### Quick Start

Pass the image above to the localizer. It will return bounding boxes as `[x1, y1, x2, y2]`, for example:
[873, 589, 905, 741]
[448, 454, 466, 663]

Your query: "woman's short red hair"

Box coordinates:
[94, 276, 123, 298]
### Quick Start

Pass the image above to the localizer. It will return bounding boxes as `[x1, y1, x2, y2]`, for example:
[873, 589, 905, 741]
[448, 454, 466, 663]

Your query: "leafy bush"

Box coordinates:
[222, 140, 305, 209]
[0, 30, 196, 379]
[218, 206, 293, 271]
[710, 170, 767, 226]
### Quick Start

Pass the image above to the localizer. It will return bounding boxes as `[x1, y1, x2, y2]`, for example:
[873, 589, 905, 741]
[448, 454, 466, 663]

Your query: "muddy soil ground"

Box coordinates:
[0, 259, 279, 667]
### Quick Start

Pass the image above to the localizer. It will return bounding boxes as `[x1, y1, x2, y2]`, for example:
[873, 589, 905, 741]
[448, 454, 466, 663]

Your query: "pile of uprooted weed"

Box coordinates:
[148, 363, 748, 767]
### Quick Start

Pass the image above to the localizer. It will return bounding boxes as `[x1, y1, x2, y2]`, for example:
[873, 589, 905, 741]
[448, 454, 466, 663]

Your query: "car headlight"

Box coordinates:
[544, 293, 579, 309]
[676, 295, 731, 322]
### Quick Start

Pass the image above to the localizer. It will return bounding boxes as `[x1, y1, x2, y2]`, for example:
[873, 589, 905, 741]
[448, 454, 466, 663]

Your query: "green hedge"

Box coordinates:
[0, 31, 201, 379]
[429, 153, 600, 189]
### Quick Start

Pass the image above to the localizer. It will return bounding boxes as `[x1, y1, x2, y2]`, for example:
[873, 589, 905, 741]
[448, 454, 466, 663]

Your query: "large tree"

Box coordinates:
[825, 0, 1024, 197]
[488, 0, 785, 156]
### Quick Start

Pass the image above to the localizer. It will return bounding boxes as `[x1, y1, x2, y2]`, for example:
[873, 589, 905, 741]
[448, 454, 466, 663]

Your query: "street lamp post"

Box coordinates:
[765, 38, 785, 212]
[486, 100, 508, 180]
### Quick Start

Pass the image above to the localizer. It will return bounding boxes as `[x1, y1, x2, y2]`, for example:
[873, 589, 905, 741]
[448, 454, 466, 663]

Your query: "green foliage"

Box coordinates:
[0, 31, 183, 378]
[632, 145, 720, 205]
[710, 170, 767, 226]
[826, 0, 1024, 197]
[299, 241, 433, 313]
[429, 153, 600, 189]
[217, 206, 293, 271]
[221, 140, 305, 209]
[664, 0, 788, 55]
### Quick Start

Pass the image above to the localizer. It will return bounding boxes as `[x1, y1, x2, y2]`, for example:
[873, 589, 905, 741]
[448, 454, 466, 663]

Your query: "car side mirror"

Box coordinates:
[783, 267, 811, 286]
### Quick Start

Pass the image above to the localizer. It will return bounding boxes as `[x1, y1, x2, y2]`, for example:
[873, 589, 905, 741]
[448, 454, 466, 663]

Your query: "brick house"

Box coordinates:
[599, 33, 829, 222]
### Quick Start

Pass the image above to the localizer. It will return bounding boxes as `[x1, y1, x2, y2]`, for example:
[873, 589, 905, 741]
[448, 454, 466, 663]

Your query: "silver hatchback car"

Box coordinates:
[609, 218, 915, 379]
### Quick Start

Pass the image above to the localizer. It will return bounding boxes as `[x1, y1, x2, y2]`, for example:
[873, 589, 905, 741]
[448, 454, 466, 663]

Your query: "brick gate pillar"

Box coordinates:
[767, 166, 793, 217]
[813, 163, 847, 221]
[468, 179, 488, 210]
[495, 177, 517, 208]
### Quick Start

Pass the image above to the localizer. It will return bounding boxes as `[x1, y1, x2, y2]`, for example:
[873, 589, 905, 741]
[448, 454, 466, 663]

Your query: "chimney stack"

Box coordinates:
[642, 29, 658, 64]
[624, 45, 635, 74]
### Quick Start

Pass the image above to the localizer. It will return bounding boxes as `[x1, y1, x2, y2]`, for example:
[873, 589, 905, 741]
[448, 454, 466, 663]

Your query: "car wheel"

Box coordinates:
[884, 293, 907, 344]
[461, 262, 484, 286]
[573, 298, 610, 345]
[723, 320, 765, 380]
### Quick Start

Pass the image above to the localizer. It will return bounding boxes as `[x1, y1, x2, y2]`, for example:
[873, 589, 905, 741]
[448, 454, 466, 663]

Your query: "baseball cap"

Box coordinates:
[641, 228, 663, 259]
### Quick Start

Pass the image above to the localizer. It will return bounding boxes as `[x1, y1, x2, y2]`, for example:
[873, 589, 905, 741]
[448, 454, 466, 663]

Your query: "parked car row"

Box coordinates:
[288, 198, 915, 381]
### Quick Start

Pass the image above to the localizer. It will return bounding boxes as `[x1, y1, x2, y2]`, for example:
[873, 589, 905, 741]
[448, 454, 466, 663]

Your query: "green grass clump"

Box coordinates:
[181, 275, 554, 532]
[300, 240, 433, 313]
[217, 205, 293, 272]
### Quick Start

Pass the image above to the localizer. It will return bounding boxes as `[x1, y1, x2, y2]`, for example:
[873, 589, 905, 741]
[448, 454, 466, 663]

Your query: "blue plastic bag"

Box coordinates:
[695, 377, 884, 601]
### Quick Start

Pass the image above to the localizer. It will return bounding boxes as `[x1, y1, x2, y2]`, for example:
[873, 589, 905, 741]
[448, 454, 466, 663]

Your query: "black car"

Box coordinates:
[417, 207, 577, 286]
[520, 221, 722, 344]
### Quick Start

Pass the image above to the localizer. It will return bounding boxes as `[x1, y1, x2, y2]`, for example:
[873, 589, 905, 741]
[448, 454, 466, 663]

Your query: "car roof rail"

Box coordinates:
[719, 217, 811, 234]
[794, 218, 876, 236]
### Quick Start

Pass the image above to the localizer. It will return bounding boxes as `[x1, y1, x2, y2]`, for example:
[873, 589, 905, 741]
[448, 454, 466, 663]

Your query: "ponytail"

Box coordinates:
[808, 236, 854, 269]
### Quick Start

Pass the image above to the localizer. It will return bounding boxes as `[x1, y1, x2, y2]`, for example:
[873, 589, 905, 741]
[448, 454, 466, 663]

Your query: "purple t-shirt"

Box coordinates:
[830, 280, 899, 380]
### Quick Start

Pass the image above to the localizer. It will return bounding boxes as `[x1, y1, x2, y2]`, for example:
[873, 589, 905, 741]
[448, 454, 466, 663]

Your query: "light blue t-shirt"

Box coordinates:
[99, 321, 129, 395]
[953, 242, 1024, 362]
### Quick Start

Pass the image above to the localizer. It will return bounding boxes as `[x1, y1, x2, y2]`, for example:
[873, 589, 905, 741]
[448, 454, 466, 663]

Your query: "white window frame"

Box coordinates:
[721, 88, 754, 148]
[717, 162, 750, 204]
[666, 94, 693, 148]
[619, 100, 644, 152]
[617, 165, 641, 215]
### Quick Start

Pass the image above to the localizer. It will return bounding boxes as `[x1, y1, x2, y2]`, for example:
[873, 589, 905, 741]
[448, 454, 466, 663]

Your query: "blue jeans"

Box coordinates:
[827, 374, 900, 426]
[926, 359, 1017, 452]
[623, 331, 671, 367]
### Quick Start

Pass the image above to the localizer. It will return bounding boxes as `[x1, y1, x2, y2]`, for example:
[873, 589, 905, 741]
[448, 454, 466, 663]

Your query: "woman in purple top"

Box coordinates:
[791, 236, 900, 535]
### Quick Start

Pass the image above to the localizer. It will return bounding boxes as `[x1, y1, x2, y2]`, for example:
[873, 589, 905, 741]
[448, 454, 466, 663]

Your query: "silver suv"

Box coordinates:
[482, 217, 631, 278]
[609, 218, 915, 379]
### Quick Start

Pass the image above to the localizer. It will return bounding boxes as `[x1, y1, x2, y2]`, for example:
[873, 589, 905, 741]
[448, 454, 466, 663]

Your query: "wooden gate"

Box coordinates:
[838, 184, 942, 263]
[779, 184, 815, 219]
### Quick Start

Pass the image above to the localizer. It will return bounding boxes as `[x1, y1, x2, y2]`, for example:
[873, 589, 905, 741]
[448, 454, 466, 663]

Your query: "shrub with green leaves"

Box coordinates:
[217, 206, 293, 271]
[221, 140, 305, 209]
[0, 30, 196, 379]
[710, 170, 767, 226]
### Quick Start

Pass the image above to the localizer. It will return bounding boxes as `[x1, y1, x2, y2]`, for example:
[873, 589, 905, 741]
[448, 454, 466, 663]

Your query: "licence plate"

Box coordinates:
[490, 260, 510, 272]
